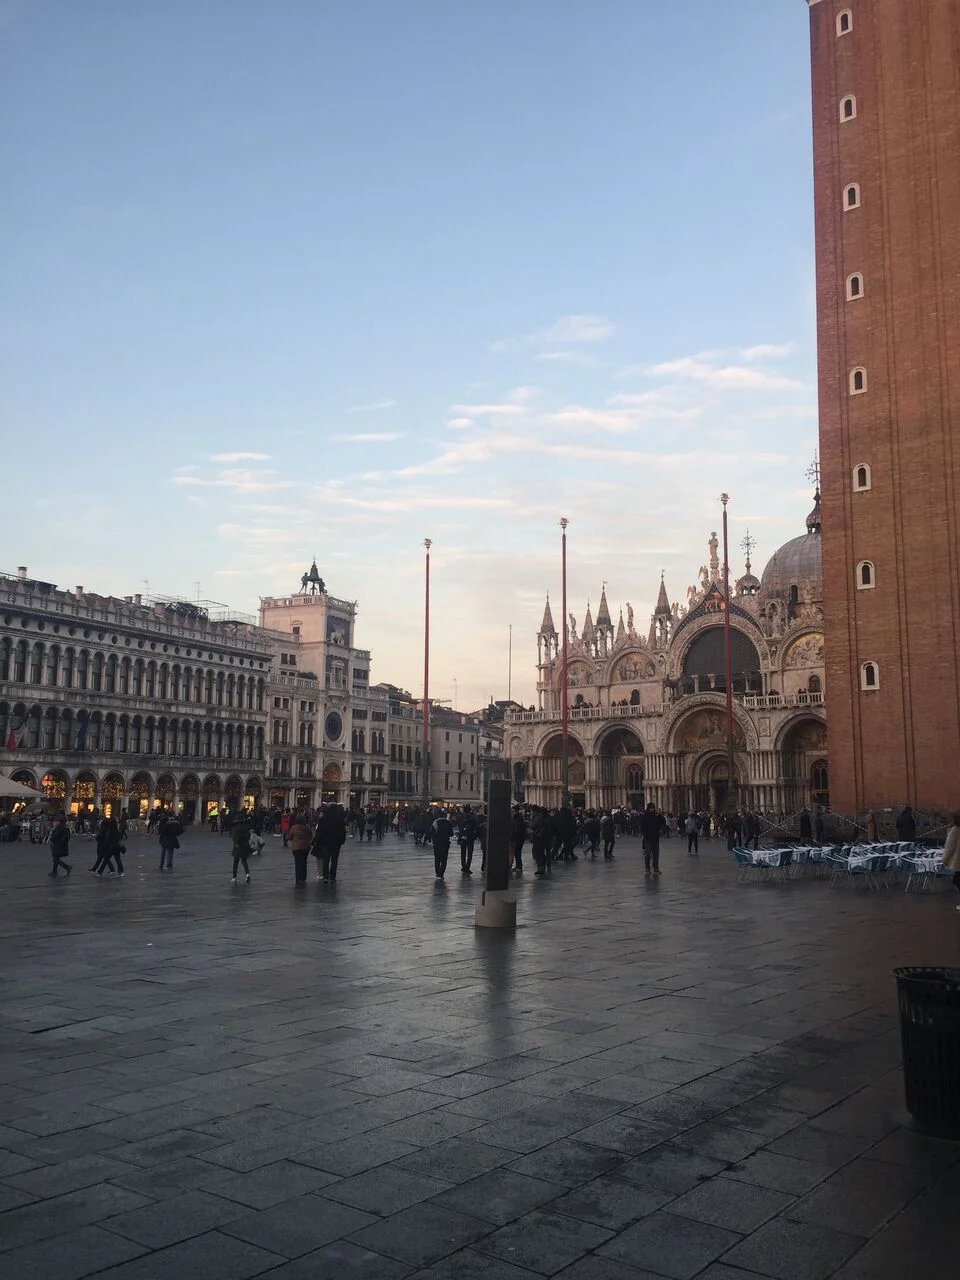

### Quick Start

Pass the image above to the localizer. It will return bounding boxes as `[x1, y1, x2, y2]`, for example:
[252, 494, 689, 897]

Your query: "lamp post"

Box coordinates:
[560, 518, 569, 809]
[421, 539, 431, 808]
[720, 495, 736, 813]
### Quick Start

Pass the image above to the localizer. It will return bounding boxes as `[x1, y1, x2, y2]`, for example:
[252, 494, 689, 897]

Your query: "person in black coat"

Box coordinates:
[432, 813, 454, 880]
[895, 805, 917, 843]
[458, 806, 479, 875]
[600, 812, 616, 860]
[640, 803, 662, 875]
[510, 807, 526, 873]
[92, 817, 124, 877]
[555, 805, 577, 862]
[48, 817, 72, 877]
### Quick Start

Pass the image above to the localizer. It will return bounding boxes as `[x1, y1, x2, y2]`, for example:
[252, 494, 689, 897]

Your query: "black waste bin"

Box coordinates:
[893, 967, 960, 1139]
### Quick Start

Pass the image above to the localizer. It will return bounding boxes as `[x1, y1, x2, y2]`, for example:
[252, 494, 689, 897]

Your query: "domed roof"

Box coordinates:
[760, 532, 821, 597]
[760, 491, 822, 600]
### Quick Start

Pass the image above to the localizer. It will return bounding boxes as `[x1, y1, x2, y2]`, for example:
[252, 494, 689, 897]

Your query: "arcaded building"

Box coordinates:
[0, 568, 274, 819]
[506, 499, 828, 816]
[806, 0, 960, 811]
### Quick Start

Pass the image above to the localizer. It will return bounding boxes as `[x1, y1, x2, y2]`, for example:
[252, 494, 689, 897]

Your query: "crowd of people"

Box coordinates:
[9, 795, 959, 909]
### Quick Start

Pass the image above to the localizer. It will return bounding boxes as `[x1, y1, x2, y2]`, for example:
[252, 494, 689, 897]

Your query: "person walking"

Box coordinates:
[458, 805, 478, 875]
[231, 814, 253, 884]
[432, 812, 454, 880]
[288, 812, 311, 884]
[91, 816, 124, 877]
[531, 808, 550, 877]
[158, 813, 182, 872]
[600, 811, 616, 860]
[684, 812, 699, 855]
[896, 805, 917, 843]
[798, 808, 813, 843]
[943, 813, 960, 911]
[326, 803, 347, 881]
[555, 805, 577, 862]
[48, 816, 72, 877]
[640, 803, 661, 876]
[584, 812, 601, 857]
[511, 806, 526, 874]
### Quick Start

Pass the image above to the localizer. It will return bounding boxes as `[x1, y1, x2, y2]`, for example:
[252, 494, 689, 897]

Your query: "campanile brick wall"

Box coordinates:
[806, 0, 960, 812]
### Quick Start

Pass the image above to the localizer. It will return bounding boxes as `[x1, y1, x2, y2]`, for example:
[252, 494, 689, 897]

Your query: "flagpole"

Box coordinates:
[560, 518, 569, 809]
[421, 539, 431, 808]
[720, 494, 735, 813]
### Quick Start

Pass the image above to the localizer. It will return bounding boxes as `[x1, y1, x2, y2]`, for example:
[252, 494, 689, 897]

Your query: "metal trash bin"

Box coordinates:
[893, 967, 960, 1139]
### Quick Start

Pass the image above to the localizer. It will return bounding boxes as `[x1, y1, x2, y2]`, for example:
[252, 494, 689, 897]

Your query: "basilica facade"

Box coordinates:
[505, 492, 827, 817]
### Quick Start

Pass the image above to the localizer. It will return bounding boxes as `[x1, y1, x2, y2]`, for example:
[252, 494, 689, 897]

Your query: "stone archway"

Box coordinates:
[71, 771, 98, 816]
[128, 773, 152, 820]
[321, 762, 343, 803]
[542, 733, 586, 805]
[179, 774, 200, 823]
[101, 773, 125, 819]
[595, 725, 645, 808]
[779, 717, 827, 812]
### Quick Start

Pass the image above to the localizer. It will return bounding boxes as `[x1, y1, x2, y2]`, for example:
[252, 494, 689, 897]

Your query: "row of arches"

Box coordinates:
[7, 768, 262, 820]
[0, 640, 266, 710]
[0, 702, 265, 762]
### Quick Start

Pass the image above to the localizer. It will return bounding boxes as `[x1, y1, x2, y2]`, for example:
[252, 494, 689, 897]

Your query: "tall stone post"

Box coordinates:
[475, 778, 516, 928]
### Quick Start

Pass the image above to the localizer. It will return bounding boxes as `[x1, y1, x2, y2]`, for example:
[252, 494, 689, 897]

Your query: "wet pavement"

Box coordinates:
[1, 827, 959, 1279]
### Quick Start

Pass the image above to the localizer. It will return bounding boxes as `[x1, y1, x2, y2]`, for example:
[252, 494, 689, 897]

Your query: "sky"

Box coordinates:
[1, 1, 819, 712]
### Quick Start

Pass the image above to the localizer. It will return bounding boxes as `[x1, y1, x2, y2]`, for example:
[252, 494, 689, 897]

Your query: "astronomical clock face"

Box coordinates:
[324, 711, 343, 743]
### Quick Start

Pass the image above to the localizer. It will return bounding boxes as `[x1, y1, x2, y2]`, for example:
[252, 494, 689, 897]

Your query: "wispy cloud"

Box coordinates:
[172, 468, 296, 494]
[208, 451, 270, 463]
[741, 343, 793, 361]
[447, 417, 473, 430]
[449, 402, 525, 417]
[645, 355, 804, 392]
[346, 398, 397, 413]
[492, 313, 616, 353]
[331, 432, 404, 443]
[535, 350, 597, 367]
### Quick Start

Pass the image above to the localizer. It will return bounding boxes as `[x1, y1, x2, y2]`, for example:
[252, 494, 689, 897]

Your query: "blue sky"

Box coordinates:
[2, 1, 818, 710]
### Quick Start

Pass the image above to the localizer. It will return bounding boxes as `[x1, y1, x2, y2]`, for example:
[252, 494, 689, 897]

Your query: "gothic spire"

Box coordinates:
[654, 571, 671, 615]
[538, 592, 556, 635]
[596, 584, 612, 629]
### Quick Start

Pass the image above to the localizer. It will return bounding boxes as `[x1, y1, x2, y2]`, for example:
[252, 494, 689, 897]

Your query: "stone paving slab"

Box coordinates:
[1, 828, 959, 1278]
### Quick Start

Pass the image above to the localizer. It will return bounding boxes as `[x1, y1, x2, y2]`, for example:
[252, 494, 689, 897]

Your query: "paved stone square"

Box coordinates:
[1, 828, 959, 1279]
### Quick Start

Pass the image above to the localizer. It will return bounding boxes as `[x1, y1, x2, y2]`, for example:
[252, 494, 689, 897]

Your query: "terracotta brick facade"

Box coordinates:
[807, 0, 960, 812]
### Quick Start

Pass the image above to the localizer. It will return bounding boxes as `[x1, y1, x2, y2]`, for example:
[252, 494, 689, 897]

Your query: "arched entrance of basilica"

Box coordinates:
[541, 734, 585, 807]
[596, 726, 645, 810]
[780, 718, 828, 812]
[670, 706, 747, 815]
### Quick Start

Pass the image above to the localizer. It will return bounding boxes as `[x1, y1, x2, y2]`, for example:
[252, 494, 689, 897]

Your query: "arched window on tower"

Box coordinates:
[837, 10, 852, 36]
[844, 183, 861, 210]
[846, 273, 863, 300]
[861, 662, 879, 691]
[853, 463, 871, 492]
[808, 675, 822, 695]
[850, 367, 867, 395]
[856, 560, 875, 590]
[841, 96, 857, 121]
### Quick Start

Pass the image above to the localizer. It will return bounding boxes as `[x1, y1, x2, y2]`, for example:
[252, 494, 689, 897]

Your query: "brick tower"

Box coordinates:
[805, 0, 960, 813]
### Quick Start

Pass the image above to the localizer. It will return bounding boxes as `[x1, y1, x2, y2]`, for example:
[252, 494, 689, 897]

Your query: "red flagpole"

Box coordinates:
[721, 495, 735, 812]
[422, 539, 431, 807]
[560, 518, 569, 808]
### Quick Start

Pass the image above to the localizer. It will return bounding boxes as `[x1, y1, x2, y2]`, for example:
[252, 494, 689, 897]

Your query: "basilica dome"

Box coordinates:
[759, 490, 822, 601]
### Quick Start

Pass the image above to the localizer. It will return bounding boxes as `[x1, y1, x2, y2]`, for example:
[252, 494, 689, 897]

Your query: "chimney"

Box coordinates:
[124, 596, 133, 604]
[75, 586, 83, 600]
[17, 566, 27, 579]
[134, 593, 142, 606]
